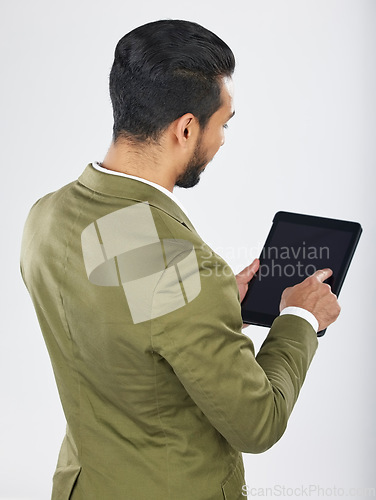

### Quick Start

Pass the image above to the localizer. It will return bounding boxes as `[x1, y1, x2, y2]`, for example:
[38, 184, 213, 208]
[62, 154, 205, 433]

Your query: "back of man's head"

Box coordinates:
[109, 19, 235, 144]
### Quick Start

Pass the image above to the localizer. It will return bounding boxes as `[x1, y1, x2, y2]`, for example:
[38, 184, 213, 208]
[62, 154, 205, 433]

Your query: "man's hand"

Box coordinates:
[236, 258, 260, 302]
[280, 268, 341, 331]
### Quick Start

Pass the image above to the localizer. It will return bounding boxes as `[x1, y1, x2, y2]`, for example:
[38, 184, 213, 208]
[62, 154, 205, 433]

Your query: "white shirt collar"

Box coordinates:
[91, 162, 188, 216]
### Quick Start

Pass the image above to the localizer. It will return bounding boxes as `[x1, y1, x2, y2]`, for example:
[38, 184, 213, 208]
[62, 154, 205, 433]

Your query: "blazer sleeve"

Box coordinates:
[150, 243, 318, 454]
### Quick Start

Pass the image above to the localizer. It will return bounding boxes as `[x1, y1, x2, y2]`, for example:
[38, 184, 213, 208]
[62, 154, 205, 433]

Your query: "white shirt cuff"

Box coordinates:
[280, 306, 319, 333]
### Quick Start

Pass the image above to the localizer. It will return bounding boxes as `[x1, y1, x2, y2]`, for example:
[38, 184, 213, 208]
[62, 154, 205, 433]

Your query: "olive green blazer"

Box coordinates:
[20, 164, 318, 500]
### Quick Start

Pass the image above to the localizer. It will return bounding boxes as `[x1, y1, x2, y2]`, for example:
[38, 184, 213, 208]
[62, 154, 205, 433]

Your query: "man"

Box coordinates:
[20, 20, 340, 500]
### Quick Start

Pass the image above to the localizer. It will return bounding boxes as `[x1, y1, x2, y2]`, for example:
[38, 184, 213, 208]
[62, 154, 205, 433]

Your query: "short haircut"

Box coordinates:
[109, 20, 235, 143]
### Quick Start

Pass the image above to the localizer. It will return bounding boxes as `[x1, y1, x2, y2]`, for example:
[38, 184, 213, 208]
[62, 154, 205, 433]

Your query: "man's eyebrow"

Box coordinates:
[227, 110, 235, 121]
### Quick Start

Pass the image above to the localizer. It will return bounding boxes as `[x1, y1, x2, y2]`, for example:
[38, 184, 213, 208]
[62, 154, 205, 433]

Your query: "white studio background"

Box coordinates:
[1, 1, 375, 499]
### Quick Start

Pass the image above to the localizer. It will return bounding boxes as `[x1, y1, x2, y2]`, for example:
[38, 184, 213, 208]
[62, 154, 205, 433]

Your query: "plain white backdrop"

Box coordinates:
[1, 1, 375, 498]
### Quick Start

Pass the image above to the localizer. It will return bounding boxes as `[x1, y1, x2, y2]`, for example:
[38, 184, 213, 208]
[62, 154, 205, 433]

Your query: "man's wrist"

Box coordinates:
[280, 306, 319, 333]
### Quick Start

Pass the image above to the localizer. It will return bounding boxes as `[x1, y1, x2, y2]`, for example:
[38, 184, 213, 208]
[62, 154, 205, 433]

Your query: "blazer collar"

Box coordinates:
[78, 164, 196, 232]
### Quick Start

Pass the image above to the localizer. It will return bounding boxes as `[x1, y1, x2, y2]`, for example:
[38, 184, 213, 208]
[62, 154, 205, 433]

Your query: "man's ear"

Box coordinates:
[172, 113, 200, 148]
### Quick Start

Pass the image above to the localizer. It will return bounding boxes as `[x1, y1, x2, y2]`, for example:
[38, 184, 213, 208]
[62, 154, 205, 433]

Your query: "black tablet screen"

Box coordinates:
[241, 212, 362, 334]
[246, 221, 354, 318]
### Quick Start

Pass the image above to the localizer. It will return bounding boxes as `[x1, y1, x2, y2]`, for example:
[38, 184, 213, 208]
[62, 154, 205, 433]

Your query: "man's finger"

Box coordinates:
[245, 258, 260, 278]
[236, 259, 260, 283]
[312, 268, 333, 283]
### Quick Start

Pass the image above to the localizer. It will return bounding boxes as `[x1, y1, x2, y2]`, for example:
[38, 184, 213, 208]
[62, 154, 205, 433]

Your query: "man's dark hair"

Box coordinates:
[109, 19, 235, 143]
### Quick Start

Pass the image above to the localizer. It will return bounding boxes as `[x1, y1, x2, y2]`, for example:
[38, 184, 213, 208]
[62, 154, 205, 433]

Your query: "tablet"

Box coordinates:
[241, 211, 362, 336]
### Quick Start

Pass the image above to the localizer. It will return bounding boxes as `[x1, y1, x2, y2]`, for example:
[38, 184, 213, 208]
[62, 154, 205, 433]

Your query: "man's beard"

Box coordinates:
[175, 138, 208, 189]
